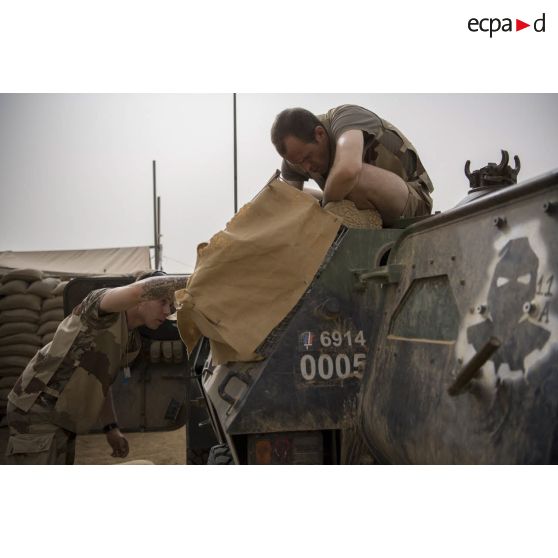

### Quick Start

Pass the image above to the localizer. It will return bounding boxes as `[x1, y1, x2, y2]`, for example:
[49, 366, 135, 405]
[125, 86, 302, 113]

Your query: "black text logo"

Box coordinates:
[468, 13, 546, 37]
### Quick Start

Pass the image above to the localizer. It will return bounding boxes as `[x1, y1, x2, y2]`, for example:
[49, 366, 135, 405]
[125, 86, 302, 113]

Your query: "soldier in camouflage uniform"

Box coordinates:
[271, 105, 434, 226]
[5, 273, 186, 465]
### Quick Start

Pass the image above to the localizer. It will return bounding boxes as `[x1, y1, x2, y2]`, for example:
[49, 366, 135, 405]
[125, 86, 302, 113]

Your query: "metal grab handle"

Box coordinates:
[359, 264, 403, 285]
[448, 337, 501, 396]
[218, 370, 253, 406]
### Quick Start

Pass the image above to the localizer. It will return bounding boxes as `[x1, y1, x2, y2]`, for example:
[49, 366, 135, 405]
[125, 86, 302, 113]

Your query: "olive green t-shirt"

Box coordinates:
[281, 104, 433, 195]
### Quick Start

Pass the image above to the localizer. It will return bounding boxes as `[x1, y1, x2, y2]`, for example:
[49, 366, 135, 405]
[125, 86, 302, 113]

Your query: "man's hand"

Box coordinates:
[106, 428, 130, 458]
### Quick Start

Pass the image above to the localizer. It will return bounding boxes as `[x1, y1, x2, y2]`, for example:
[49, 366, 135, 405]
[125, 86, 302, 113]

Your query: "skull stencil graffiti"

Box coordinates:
[467, 237, 550, 375]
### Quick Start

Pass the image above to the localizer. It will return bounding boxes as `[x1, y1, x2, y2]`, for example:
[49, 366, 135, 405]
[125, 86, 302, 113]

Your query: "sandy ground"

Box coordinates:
[0, 425, 187, 465]
[74, 426, 187, 465]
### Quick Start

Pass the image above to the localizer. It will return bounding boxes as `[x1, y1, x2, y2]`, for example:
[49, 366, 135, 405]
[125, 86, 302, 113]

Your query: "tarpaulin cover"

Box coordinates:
[176, 176, 342, 364]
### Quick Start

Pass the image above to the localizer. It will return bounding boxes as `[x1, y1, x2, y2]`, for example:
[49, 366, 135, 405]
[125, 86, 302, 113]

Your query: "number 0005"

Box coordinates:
[300, 353, 366, 381]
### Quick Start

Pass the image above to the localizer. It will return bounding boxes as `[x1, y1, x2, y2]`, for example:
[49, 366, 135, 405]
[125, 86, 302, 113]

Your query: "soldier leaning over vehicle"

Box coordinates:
[271, 104, 434, 226]
[4, 271, 186, 465]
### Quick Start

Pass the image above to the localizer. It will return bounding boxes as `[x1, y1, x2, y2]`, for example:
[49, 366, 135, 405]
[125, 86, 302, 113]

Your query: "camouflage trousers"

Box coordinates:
[4, 399, 76, 465]
[403, 179, 433, 218]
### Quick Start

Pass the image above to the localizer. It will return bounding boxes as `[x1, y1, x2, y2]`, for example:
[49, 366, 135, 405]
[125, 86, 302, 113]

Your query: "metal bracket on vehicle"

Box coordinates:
[448, 337, 501, 396]
[357, 264, 404, 288]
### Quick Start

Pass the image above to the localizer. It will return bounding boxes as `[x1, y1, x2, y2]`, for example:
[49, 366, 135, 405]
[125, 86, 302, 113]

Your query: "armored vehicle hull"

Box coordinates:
[201, 170, 558, 464]
[360, 170, 558, 464]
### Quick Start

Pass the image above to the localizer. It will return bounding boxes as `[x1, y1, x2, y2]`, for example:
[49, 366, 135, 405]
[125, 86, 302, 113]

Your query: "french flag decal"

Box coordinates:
[301, 331, 315, 350]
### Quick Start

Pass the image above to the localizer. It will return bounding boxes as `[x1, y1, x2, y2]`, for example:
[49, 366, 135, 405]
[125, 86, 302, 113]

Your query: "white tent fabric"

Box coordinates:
[0, 246, 151, 276]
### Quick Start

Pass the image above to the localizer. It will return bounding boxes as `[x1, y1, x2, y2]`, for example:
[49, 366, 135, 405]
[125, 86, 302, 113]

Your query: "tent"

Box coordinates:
[0, 246, 151, 277]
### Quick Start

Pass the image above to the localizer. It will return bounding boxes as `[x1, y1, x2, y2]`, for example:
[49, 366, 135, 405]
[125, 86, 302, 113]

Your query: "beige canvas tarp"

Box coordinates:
[0, 246, 151, 276]
[176, 175, 343, 365]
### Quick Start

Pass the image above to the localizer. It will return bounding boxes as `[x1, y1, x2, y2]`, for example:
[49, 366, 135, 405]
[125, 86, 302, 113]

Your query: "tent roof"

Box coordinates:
[0, 246, 151, 276]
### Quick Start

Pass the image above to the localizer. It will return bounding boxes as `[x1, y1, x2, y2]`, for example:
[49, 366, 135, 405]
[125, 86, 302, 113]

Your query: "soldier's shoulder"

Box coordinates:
[72, 288, 109, 317]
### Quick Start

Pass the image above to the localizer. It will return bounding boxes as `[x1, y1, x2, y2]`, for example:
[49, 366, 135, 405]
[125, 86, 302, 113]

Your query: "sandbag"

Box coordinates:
[0, 367, 25, 378]
[0, 280, 28, 296]
[42, 296, 64, 311]
[0, 309, 40, 324]
[42, 333, 56, 345]
[0, 293, 43, 312]
[0, 345, 39, 358]
[39, 308, 64, 324]
[37, 321, 60, 336]
[324, 200, 383, 229]
[0, 269, 44, 284]
[0, 333, 42, 347]
[53, 281, 68, 296]
[0, 356, 31, 369]
[0, 323, 38, 337]
[0, 376, 19, 389]
[27, 277, 60, 298]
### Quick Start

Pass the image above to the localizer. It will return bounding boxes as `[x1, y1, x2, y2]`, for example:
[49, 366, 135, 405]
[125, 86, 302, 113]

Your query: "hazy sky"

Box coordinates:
[1, 93, 557, 273]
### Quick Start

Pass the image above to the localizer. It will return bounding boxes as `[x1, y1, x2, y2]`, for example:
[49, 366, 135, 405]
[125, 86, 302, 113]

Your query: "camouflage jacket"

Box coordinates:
[8, 289, 141, 433]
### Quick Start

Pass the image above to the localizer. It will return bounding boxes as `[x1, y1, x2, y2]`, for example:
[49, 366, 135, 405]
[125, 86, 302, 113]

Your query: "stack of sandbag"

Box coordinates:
[31, 277, 68, 346]
[0, 268, 69, 423]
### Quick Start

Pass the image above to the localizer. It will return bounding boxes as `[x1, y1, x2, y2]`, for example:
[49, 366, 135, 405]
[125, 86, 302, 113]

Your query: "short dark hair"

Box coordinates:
[271, 108, 322, 156]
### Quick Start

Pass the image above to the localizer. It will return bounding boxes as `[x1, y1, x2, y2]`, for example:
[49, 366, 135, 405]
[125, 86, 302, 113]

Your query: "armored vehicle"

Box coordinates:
[65, 159, 558, 464]
[192, 159, 558, 464]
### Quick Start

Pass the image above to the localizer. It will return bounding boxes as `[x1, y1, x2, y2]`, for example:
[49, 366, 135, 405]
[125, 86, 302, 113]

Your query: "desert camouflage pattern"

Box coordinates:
[5, 400, 76, 464]
[7, 288, 140, 435]
[281, 104, 434, 216]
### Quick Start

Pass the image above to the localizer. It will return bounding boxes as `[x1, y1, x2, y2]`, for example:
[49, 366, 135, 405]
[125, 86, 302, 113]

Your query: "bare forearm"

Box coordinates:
[99, 388, 117, 426]
[323, 129, 364, 205]
[137, 276, 187, 304]
[100, 388, 130, 458]
[323, 168, 360, 205]
[303, 186, 323, 202]
[100, 275, 188, 313]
